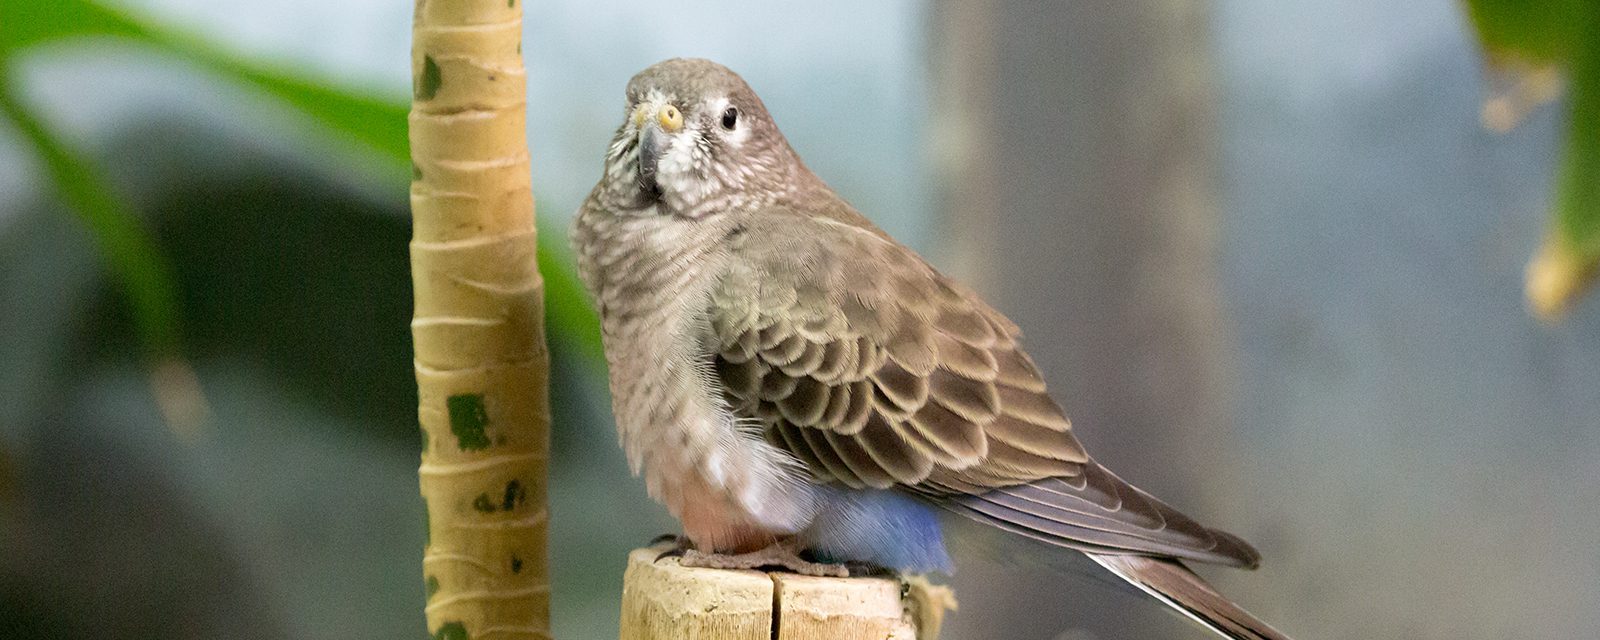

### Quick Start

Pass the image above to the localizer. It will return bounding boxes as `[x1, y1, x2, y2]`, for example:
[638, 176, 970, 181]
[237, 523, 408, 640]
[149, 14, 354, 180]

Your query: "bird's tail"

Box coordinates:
[1088, 553, 1292, 640]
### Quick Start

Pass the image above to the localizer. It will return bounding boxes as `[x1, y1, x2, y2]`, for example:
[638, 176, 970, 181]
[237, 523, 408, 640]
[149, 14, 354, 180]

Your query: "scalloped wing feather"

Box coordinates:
[708, 207, 1257, 567]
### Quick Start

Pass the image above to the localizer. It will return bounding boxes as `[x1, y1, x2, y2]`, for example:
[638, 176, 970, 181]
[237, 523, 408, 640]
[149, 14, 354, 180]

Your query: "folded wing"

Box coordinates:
[708, 208, 1257, 568]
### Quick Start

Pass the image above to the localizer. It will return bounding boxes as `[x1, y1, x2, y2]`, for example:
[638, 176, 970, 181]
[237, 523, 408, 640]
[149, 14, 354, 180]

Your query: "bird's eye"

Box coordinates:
[720, 106, 739, 130]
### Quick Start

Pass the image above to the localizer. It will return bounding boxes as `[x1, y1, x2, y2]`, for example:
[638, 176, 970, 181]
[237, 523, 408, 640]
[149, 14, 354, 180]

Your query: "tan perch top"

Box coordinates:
[619, 547, 957, 640]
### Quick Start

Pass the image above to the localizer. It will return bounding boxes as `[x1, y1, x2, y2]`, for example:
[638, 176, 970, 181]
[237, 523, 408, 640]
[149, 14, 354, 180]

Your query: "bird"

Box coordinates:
[572, 57, 1292, 640]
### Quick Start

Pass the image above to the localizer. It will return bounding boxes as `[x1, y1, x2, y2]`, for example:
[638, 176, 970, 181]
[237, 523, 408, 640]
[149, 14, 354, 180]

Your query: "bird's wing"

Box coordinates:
[708, 208, 1258, 567]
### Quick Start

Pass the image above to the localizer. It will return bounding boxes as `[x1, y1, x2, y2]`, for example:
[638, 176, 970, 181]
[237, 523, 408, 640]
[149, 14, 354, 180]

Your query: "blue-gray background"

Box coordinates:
[1, 1, 1596, 639]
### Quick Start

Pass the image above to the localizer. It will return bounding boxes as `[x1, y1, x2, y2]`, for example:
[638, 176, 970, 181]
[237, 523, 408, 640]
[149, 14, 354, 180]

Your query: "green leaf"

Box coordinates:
[0, 0, 605, 361]
[0, 0, 152, 56]
[1465, 1, 1600, 316]
[1529, 9, 1600, 318]
[1464, 0, 1588, 62]
[0, 77, 179, 354]
[537, 240, 605, 364]
[1536, 8, 1600, 318]
[1557, 20, 1600, 258]
[2, 0, 410, 160]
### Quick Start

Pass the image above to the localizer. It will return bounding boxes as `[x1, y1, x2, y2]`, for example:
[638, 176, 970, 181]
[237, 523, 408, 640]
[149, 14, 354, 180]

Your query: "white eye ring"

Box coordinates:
[720, 106, 739, 130]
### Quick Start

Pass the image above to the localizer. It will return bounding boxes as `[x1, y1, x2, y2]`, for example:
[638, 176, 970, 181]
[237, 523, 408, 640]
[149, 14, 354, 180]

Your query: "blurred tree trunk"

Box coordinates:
[410, 1, 551, 638]
[933, 1, 1234, 638]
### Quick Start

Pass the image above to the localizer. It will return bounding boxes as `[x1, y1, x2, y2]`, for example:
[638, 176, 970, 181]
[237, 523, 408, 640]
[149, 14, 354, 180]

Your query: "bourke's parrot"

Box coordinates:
[573, 58, 1292, 640]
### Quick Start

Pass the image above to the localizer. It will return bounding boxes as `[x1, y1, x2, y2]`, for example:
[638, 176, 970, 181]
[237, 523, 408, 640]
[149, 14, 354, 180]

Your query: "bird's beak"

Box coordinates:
[633, 103, 684, 195]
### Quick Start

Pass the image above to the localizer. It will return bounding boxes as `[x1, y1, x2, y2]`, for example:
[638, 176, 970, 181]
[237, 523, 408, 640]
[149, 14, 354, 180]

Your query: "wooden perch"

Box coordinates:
[619, 547, 956, 640]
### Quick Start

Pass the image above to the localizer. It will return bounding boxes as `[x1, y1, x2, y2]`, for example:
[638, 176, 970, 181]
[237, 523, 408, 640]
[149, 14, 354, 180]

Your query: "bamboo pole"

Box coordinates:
[619, 548, 955, 640]
[410, 0, 550, 638]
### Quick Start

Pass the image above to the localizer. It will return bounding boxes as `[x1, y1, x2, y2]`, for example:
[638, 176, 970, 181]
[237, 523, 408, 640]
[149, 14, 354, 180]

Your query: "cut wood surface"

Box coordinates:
[619, 547, 956, 640]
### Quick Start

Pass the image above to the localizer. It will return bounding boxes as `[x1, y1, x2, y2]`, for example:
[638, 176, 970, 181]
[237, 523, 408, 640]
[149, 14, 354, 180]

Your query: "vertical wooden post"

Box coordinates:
[410, 0, 551, 638]
[618, 548, 955, 640]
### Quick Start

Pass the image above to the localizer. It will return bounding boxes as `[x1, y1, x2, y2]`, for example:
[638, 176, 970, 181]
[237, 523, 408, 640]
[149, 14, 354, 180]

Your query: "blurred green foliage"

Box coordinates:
[1465, 0, 1589, 62]
[0, 81, 179, 353]
[0, 0, 602, 362]
[0, 6, 634, 632]
[1464, 0, 1600, 310]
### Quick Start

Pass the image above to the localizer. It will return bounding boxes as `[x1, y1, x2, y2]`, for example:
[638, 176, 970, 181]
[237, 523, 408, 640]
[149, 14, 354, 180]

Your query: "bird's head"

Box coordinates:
[598, 58, 800, 218]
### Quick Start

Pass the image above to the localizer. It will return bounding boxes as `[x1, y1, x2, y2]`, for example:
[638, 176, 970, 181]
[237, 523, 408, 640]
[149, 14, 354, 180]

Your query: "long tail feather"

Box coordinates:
[1088, 553, 1292, 640]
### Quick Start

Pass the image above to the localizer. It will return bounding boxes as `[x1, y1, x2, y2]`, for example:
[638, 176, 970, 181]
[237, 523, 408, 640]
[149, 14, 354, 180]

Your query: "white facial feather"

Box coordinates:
[603, 91, 771, 218]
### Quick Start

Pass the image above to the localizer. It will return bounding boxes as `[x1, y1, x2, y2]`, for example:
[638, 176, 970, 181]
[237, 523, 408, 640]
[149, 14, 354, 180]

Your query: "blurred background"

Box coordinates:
[2, 1, 1598, 639]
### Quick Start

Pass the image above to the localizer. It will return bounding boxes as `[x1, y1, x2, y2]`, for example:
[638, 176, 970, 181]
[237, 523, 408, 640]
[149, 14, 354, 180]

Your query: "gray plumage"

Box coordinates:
[572, 57, 1290, 640]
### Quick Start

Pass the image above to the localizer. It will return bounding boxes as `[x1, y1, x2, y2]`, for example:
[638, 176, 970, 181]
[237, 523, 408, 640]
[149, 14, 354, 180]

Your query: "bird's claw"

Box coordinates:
[647, 533, 684, 547]
[678, 546, 851, 578]
[841, 560, 893, 578]
[650, 534, 691, 563]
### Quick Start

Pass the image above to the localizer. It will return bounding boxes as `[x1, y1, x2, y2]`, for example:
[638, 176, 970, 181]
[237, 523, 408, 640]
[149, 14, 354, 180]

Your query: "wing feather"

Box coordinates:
[707, 209, 1258, 568]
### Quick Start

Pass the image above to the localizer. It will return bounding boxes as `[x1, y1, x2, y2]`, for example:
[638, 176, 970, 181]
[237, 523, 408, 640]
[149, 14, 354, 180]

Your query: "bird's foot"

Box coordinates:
[680, 545, 850, 578]
[840, 560, 894, 578]
[647, 533, 686, 547]
[649, 534, 691, 562]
